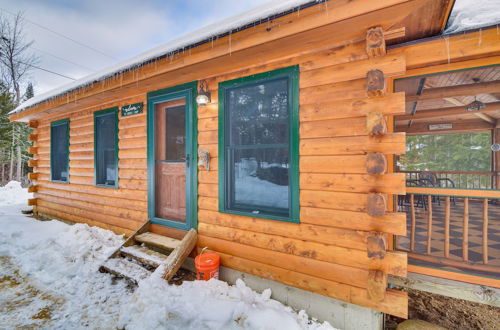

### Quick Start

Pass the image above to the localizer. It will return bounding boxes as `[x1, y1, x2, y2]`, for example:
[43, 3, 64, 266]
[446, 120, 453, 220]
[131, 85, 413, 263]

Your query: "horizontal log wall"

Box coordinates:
[29, 41, 408, 318]
[195, 40, 408, 317]
[32, 95, 148, 236]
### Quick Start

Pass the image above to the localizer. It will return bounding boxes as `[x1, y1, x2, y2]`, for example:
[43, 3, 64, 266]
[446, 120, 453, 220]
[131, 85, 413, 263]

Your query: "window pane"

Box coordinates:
[95, 112, 117, 186]
[51, 122, 69, 182]
[228, 147, 289, 217]
[165, 105, 186, 161]
[227, 78, 289, 146]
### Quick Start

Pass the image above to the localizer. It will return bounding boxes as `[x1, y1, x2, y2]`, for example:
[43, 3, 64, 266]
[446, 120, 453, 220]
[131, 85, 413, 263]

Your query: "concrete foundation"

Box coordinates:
[183, 258, 383, 330]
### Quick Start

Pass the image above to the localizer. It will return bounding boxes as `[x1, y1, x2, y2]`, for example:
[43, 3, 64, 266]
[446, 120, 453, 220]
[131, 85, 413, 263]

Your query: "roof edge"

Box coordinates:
[11, 0, 325, 116]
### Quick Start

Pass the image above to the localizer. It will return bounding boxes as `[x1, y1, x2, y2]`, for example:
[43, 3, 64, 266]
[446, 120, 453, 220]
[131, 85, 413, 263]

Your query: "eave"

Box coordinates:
[10, 0, 451, 123]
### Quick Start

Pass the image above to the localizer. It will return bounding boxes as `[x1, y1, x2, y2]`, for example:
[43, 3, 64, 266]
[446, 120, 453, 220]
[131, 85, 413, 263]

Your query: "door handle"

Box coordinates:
[182, 154, 190, 167]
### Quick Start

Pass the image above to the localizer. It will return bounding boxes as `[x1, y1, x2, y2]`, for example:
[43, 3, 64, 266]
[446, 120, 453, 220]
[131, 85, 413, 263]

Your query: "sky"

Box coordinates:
[0, 0, 270, 95]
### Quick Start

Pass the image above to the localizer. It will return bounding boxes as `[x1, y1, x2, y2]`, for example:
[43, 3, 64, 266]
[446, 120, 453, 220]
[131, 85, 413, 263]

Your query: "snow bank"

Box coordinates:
[120, 277, 333, 330]
[11, 0, 321, 115]
[0, 181, 31, 208]
[445, 0, 500, 33]
[0, 186, 337, 329]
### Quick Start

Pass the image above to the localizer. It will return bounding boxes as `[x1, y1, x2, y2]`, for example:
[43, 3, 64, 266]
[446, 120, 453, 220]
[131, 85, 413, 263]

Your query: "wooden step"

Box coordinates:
[135, 232, 181, 252]
[100, 258, 151, 284]
[120, 245, 169, 268]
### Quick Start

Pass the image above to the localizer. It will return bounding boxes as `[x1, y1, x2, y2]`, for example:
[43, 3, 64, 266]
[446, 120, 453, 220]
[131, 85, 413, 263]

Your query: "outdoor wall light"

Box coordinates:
[196, 80, 211, 106]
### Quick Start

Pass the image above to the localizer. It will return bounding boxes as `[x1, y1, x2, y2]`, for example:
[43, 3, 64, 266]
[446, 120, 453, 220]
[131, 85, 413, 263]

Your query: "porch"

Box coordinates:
[394, 63, 500, 285]
[396, 192, 499, 278]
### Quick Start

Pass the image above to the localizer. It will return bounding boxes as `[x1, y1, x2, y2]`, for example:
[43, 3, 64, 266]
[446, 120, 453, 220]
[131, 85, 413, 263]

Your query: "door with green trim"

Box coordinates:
[155, 98, 187, 221]
[147, 83, 198, 231]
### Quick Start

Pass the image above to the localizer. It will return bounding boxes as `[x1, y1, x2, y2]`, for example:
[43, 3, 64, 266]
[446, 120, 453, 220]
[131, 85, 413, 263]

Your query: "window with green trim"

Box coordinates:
[51, 119, 70, 182]
[219, 66, 299, 222]
[94, 108, 118, 187]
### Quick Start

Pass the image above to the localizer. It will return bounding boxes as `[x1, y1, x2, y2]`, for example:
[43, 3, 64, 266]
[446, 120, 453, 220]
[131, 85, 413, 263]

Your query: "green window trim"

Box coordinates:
[50, 118, 70, 183]
[218, 65, 300, 223]
[93, 107, 119, 188]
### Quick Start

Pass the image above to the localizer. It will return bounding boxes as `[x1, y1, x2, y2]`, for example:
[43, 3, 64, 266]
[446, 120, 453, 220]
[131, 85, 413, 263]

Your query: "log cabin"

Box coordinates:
[9, 0, 500, 328]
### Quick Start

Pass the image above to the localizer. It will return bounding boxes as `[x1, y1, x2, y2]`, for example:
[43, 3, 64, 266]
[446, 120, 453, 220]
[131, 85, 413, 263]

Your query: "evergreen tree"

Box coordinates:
[399, 133, 491, 172]
[24, 82, 34, 100]
[0, 83, 15, 183]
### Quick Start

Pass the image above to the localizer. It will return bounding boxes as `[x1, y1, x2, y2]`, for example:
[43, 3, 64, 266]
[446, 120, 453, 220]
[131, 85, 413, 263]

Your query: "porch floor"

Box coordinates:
[397, 197, 500, 278]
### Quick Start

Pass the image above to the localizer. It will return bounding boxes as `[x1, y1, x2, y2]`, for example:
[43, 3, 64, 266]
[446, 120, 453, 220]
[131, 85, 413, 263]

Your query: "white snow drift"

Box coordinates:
[0, 181, 336, 329]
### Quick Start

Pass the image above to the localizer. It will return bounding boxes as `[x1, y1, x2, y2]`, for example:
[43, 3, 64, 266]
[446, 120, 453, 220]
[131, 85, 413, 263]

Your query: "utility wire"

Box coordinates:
[0, 7, 117, 60]
[30, 45, 95, 72]
[17, 60, 76, 80]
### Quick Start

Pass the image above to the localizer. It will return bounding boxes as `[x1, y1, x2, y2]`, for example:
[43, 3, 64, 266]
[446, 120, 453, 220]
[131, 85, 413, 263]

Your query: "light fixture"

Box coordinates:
[466, 97, 486, 112]
[196, 80, 211, 106]
[466, 78, 486, 112]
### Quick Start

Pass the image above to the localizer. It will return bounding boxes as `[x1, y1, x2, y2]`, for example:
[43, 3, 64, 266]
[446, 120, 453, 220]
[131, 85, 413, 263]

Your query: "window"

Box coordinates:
[94, 107, 118, 187]
[51, 119, 70, 182]
[218, 66, 299, 222]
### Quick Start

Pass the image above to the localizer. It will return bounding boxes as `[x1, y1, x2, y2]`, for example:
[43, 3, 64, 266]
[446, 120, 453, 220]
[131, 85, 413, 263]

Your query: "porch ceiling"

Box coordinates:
[395, 65, 500, 134]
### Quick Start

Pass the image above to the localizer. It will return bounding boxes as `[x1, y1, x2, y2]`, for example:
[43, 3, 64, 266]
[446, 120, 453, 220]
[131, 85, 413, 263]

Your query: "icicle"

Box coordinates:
[478, 28, 482, 47]
[444, 36, 451, 64]
[229, 32, 232, 55]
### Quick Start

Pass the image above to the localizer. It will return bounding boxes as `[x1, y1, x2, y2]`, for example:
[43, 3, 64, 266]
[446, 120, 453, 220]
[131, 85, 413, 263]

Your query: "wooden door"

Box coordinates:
[154, 99, 187, 223]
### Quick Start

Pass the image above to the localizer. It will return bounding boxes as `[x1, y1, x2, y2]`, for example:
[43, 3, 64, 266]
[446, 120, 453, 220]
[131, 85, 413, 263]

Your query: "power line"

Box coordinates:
[0, 7, 117, 60]
[30, 46, 95, 72]
[17, 60, 76, 80]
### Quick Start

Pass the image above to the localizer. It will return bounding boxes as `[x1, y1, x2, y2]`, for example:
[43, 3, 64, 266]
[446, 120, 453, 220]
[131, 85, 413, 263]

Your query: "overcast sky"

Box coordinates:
[0, 0, 270, 96]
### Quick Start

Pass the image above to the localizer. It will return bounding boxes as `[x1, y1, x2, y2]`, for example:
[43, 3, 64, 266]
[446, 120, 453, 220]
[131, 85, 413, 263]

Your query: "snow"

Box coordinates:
[0, 181, 32, 209]
[235, 176, 288, 209]
[11, 0, 321, 115]
[101, 257, 152, 283]
[121, 245, 167, 265]
[0, 182, 337, 329]
[445, 0, 500, 33]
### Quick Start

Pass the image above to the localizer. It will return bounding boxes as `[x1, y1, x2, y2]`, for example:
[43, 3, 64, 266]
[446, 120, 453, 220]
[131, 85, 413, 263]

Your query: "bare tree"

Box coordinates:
[0, 12, 37, 104]
[0, 12, 37, 182]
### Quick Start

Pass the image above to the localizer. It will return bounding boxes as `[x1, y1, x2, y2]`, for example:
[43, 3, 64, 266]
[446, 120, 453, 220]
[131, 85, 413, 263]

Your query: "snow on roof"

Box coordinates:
[445, 0, 500, 33]
[11, 0, 322, 115]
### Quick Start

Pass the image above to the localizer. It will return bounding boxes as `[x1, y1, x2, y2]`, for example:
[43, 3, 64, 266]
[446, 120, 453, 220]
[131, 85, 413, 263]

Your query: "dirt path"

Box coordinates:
[386, 288, 500, 329]
[0, 256, 63, 329]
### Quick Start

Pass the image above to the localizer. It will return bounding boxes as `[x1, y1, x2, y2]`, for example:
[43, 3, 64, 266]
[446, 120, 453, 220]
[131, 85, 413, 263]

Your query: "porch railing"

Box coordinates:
[397, 187, 500, 277]
[401, 170, 498, 190]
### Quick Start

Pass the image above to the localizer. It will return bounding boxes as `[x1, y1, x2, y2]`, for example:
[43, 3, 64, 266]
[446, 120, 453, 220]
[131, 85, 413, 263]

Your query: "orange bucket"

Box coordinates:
[195, 248, 220, 280]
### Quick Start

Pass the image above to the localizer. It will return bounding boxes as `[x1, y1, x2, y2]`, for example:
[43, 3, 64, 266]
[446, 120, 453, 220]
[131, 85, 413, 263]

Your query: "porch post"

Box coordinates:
[494, 125, 500, 190]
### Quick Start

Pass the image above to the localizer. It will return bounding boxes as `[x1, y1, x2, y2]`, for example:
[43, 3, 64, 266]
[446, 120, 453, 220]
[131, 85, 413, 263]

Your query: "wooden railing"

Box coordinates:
[401, 170, 498, 190]
[397, 187, 500, 276]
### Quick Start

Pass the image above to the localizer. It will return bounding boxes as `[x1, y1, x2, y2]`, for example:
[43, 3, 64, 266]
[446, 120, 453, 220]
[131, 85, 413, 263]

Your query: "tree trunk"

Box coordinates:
[9, 143, 14, 182]
[16, 144, 22, 181]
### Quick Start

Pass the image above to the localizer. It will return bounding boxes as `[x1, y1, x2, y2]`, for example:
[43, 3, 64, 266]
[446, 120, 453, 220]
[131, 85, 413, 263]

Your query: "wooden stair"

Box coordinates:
[99, 222, 197, 285]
